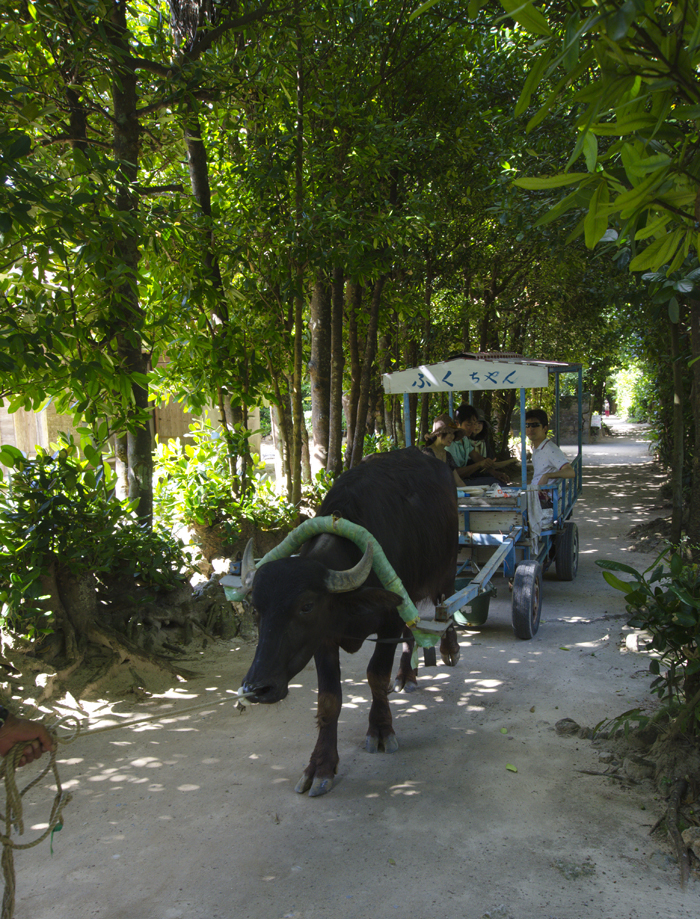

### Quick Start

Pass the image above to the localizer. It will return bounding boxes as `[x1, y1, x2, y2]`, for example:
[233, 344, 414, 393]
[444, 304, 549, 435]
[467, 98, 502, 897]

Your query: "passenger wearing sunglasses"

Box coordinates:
[526, 409, 575, 504]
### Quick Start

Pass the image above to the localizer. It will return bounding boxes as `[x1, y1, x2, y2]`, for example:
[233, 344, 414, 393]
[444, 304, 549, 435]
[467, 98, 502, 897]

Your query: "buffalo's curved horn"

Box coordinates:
[241, 539, 257, 592]
[325, 543, 374, 594]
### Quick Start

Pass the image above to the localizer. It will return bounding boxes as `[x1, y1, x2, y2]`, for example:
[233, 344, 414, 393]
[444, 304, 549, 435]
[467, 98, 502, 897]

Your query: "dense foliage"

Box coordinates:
[0, 442, 190, 637]
[153, 420, 299, 533]
[503, 0, 700, 544]
[597, 553, 700, 736]
[3, 0, 699, 669]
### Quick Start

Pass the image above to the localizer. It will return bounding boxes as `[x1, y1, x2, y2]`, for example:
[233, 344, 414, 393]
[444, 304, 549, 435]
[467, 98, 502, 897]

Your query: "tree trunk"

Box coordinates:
[327, 267, 345, 474]
[379, 331, 394, 441]
[688, 300, 700, 549]
[499, 388, 518, 458]
[115, 433, 128, 500]
[308, 272, 331, 472]
[461, 270, 472, 353]
[419, 267, 433, 441]
[183, 103, 224, 292]
[345, 281, 362, 467]
[125, 350, 153, 524]
[183, 102, 255, 495]
[110, 2, 151, 524]
[290, 0, 304, 506]
[404, 330, 418, 447]
[350, 275, 386, 467]
[670, 318, 684, 545]
[301, 416, 312, 485]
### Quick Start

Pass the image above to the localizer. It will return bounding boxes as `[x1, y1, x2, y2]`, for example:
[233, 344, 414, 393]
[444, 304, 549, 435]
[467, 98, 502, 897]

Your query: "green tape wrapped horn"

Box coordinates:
[235, 516, 440, 649]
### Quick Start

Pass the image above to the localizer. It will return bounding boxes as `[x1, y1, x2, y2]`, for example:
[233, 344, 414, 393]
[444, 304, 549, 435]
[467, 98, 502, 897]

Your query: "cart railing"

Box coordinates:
[537, 451, 582, 527]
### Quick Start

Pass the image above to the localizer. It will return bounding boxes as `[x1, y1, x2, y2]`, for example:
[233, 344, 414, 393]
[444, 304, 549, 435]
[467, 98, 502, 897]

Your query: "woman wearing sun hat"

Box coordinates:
[421, 418, 464, 487]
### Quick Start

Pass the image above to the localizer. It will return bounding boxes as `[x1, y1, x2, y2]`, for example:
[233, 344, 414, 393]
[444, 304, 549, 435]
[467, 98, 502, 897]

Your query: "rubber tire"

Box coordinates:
[555, 521, 579, 582]
[423, 645, 437, 667]
[511, 560, 543, 640]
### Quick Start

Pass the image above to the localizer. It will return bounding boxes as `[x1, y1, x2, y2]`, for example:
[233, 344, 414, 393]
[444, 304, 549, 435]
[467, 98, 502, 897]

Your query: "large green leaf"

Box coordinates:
[628, 227, 685, 271]
[513, 172, 590, 190]
[634, 213, 671, 241]
[606, 1, 638, 42]
[583, 132, 598, 172]
[498, 1, 552, 37]
[612, 167, 670, 215]
[602, 570, 636, 594]
[596, 559, 643, 577]
[584, 182, 610, 248]
[534, 184, 592, 226]
[409, 0, 441, 20]
[514, 47, 553, 117]
[590, 115, 657, 135]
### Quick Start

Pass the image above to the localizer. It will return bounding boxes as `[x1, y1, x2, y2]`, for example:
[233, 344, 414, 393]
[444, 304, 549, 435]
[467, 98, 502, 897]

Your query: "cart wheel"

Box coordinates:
[555, 521, 579, 581]
[423, 645, 437, 667]
[511, 561, 542, 640]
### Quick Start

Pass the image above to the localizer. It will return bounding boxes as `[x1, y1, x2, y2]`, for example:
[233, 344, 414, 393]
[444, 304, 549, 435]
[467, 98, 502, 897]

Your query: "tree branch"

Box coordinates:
[131, 57, 172, 78]
[188, 1, 279, 61]
[135, 184, 185, 195]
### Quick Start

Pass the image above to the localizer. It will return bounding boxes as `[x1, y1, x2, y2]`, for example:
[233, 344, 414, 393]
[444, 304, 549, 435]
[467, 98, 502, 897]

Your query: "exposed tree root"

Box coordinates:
[0, 572, 252, 706]
[87, 624, 199, 681]
[35, 658, 85, 705]
[666, 778, 690, 889]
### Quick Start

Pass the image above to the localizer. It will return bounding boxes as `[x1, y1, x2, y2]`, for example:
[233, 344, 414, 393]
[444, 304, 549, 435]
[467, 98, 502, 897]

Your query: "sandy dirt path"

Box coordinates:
[11, 421, 699, 919]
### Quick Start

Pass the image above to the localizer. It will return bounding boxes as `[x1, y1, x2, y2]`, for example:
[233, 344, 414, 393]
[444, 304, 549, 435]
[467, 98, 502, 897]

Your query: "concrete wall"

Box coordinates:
[0, 404, 79, 457]
[0, 401, 262, 458]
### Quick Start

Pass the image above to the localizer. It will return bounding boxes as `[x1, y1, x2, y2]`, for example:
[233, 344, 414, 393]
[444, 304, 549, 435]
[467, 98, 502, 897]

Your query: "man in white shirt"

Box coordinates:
[526, 409, 575, 499]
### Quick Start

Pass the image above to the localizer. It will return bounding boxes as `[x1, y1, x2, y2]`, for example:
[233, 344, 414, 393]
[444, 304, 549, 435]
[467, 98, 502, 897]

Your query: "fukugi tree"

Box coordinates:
[0, 0, 282, 691]
[0, 0, 278, 520]
[499, 0, 700, 545]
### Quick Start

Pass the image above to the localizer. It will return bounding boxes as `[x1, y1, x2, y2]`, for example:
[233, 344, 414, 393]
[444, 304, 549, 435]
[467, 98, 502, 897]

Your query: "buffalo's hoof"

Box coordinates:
[440, 626, 461, 666]
[308, 776, 334, 797]
[294, 772, 312, 794]
[366, 733, 399, 754]
[382, 733, 399, 754]
[440, 647, 460, 667]
[393, 676, 418, 693]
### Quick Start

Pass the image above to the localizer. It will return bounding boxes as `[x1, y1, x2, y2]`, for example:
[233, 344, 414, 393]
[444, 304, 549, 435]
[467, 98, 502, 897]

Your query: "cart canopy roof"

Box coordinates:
[382, 353, 581, 395]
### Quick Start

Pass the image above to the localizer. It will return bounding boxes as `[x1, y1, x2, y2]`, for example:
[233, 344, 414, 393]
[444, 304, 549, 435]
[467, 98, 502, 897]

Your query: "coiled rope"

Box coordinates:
[0, 717, 79, 919]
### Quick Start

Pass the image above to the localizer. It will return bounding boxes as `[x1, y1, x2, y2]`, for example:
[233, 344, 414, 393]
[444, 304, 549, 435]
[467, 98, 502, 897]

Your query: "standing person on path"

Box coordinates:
[526, 409, 575, 504]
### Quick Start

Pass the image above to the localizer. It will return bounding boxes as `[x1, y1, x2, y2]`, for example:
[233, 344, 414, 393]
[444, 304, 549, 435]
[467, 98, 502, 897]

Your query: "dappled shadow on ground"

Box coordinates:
[575, 460, 670, 559]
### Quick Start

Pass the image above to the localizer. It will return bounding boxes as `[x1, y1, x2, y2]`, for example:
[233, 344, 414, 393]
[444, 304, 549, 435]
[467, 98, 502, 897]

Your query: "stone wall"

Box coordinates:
[510, 393, 593, 445]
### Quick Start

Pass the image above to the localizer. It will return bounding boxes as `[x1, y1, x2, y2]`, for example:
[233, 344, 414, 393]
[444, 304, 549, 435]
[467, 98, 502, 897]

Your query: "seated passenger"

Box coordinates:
[421, 419, 464, 488]
[525, 409, 575, 504]
[470, 410, 496, 459]
[447, 403, 509, 486]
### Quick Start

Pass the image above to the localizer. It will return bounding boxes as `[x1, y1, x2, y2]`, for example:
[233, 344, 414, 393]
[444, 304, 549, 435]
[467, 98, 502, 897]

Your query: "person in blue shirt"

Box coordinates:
[447, 404, 508, 485]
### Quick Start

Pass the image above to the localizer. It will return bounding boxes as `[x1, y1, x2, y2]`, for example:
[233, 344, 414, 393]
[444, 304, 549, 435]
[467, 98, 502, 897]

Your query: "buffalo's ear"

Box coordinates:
[333, 587, 402, 619]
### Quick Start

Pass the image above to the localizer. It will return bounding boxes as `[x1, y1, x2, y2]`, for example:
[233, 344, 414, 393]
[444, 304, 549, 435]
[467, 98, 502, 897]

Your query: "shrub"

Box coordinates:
[363, 431, 398, 455]
[0, 440, 190, 639]
[597, 552, 700, 735]
[153, 419, 299, 534]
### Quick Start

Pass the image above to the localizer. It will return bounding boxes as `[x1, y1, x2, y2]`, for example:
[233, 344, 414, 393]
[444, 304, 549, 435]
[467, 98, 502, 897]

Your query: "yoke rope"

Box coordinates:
[0, 716, 79, 919]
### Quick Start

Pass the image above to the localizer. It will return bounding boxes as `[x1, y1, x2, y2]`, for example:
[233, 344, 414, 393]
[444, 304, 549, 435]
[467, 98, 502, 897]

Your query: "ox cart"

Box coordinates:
[223, 354, 583, 659]
[382, 354, 583, 645]
[220, 356, 584, 795]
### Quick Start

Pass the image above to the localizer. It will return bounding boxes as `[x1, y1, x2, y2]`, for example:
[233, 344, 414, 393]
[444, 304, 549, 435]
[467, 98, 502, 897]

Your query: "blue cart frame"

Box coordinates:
[382, 355, 583, 640]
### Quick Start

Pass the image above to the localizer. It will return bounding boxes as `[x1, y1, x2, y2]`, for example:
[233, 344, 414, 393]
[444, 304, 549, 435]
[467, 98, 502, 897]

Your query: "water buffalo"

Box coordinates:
[239, 447, 459, 796]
